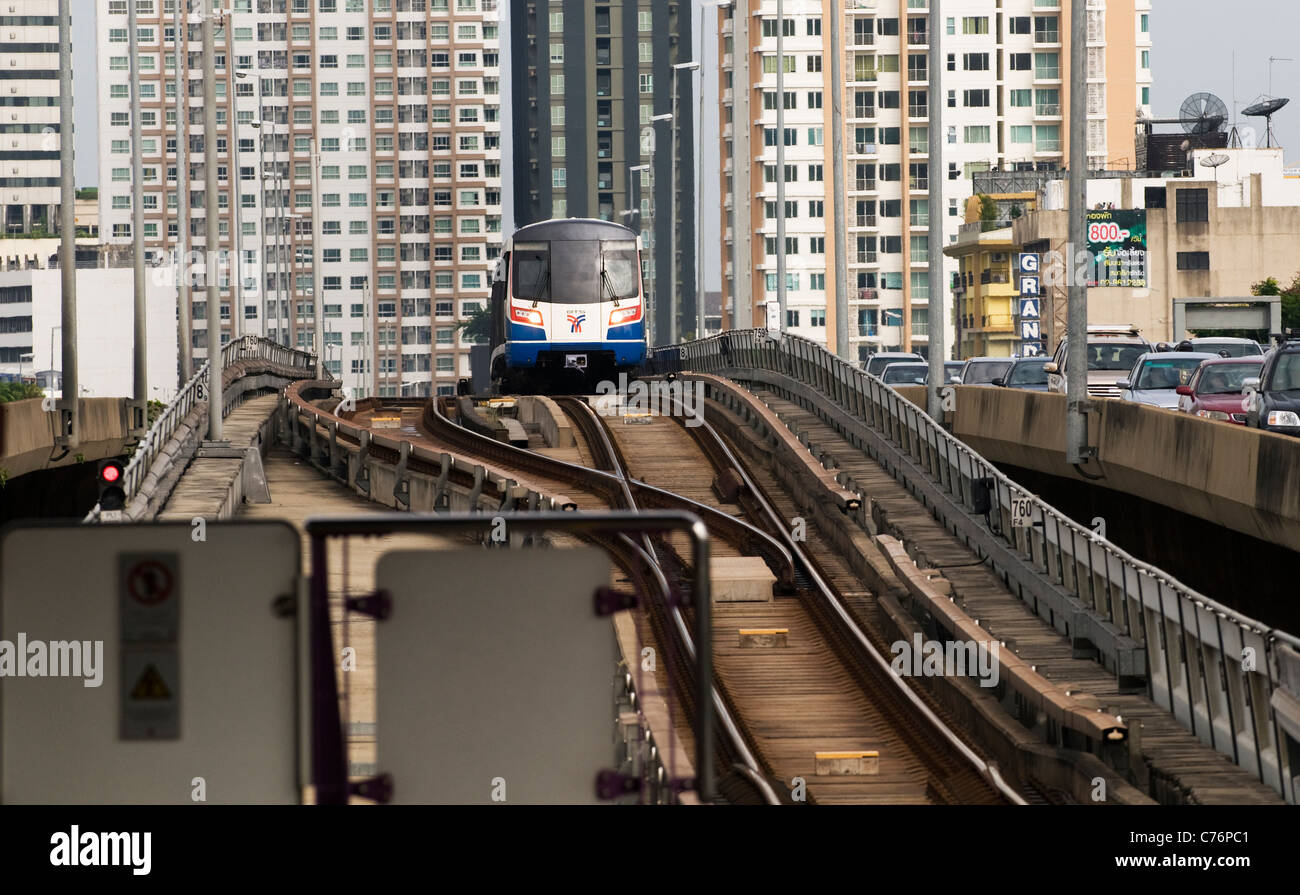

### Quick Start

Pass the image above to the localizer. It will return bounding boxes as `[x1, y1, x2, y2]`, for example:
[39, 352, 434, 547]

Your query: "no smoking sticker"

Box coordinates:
[119, 553, 180, 642]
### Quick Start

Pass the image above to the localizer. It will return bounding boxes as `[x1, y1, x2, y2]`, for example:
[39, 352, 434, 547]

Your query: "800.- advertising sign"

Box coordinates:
[1086, 209, 1147, 288]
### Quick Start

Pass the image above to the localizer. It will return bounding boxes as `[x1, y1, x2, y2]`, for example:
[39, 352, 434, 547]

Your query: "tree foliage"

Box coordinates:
[456, 306, 493, 345]
[1252, 273, 1300, 332]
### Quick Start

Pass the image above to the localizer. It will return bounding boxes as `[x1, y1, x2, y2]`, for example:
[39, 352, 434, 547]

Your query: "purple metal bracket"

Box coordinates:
[595, 769, 642, 801]
[350, 773, 394, 804]
[345, 589, 392, 620]
[593, 586, 640, 617]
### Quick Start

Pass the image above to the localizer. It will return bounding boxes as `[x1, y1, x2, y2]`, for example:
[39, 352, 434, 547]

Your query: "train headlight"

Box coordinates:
[609, 304, 642, 326]
[510, 305, 545, 327]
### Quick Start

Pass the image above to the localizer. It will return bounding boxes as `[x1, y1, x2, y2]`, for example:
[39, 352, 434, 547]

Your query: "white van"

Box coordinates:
[1044, 326, 1152, 398]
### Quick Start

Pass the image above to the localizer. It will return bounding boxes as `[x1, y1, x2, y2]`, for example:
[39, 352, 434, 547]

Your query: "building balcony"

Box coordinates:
[857, 288, 878, 302]
[855, 251, 878, 264]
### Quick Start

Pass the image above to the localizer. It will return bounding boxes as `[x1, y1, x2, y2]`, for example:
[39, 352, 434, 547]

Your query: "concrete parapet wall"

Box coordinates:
[517, 395, 574, 448]
[946, 387, 1300, 554]
[0, 396, 128, 478]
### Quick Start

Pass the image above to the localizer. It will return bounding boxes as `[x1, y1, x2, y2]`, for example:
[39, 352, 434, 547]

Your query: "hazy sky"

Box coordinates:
[72, 1, 1299, 288]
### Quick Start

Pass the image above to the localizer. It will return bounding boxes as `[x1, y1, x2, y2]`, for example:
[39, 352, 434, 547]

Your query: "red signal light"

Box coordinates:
[101, 463, 122, 483]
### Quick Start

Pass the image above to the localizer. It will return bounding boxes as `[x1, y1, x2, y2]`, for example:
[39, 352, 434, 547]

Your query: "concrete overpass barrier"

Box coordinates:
[652, 330, 1300, 804]
[947, 387, 1300, 554]
[283, 380, 575, 520]
[0, 396, 131, 481]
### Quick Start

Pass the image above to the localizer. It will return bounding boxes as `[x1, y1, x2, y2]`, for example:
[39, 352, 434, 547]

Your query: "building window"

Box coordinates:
[1175, 189, 1209, 223]
[1176, 252, 1210, 271]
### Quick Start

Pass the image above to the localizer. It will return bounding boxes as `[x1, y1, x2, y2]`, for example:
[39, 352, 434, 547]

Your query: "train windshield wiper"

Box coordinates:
[601, 268, 620, 307]
[531, 271, 549, 308]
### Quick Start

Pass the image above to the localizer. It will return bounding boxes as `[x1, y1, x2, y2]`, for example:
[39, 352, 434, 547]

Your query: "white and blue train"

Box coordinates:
[488, 218, 647, 392]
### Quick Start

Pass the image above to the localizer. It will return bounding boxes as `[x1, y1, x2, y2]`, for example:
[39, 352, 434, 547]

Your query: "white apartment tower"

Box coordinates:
[97, 0, 504, 397]
[0, 0, 62, 236]
[719, 0, 1153, 362]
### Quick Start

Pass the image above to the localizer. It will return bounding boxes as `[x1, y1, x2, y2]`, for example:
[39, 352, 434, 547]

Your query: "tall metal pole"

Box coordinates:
[830, 0, 849, 358]
[175, 0, 192, 382]
[670, 73, 680, 346]
[273, 123, 283, 344]
[926, 0, 945, 417]
[696, 12, 706, 339]
[1065, 0, 1090, 465]
[226, 21, 244, 341]
[202, 5, 223, 440]
[775, 0, 785, 333]
[310, 137, 325, 378]
[56, 0, 77, 446]
[129, 0, 147, 434]
[256, 120, 266, 338]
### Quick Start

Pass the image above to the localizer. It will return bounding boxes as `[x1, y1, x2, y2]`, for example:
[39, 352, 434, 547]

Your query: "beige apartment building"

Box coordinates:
[717, 0, 1151, 363]
[96, 0, 503, 398]
[951, 149, 1300, 355]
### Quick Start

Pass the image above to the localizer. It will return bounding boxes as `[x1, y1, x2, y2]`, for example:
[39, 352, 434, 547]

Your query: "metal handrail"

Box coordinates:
[84, 336, 317, 522]
[653, 329, 1300, 803]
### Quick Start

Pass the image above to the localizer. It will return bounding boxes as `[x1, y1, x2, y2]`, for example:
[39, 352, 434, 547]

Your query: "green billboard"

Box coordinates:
[1086, 209, 1147, 288]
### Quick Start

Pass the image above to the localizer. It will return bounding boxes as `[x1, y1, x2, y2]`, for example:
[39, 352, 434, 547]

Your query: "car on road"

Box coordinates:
[1119, 352, 1217, 409]
[1175, 356, 1265, 424]
[943, 361, 965, 383]
[881, 362, 929, 386]
[1045, 326, 1153, 398]
[1168, 337, 1264, 358]
[992, 357, 1053, 391]
[1244, 338, 1300, 436]
[864, 351, 924, 378]
[958, 357, 1014, 386]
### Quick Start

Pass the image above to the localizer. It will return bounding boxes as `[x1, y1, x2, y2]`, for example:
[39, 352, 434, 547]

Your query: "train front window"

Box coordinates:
[550, 239, 601, 304]
[601, 240, 640, 301]
[511, 242, 550, 301]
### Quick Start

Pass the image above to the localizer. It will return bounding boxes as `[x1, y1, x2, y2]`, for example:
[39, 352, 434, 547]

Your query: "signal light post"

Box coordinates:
[97, 459, 127, 516]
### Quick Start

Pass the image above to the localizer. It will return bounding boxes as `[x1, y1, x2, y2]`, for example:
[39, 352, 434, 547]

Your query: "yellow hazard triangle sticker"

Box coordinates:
[130, 664, 172, 700]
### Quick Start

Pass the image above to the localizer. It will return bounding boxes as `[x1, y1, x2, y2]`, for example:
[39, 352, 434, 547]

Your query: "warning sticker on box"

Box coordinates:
[120, 645, 180, 740]
[119, 553, 180, 642]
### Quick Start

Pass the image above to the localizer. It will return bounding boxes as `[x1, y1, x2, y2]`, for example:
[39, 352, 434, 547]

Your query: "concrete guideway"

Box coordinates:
[929, 385, 1300, 555]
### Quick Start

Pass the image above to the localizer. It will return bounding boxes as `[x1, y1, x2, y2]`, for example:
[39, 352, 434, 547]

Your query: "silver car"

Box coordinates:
[881, 362, 929, 386]
[864, 351, 923, 378]
[959, 357, 1014, 386]
[1119, 352, 1218, 409]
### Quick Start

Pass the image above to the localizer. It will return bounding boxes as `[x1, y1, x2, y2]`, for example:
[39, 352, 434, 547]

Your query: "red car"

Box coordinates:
[1175, 356, 1265, 424]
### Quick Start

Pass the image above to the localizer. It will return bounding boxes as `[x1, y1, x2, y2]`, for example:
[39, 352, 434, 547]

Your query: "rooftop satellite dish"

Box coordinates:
[1180, 92, 1229, 135]
[1243, 96, 1290, 148]
[1202, 152, 1230, 185]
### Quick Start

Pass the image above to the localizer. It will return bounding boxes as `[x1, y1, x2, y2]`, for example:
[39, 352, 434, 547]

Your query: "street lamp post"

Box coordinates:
[251, 117, 267, 339]
[650, 113, 672, 347]
[227, 58, 247, 341]
[624, 163, 652, 336]
[238, 70, 261, 339]
[670, 62, 698, 347]
[697, 1, 733, 339]
[174, 0, 193, 381]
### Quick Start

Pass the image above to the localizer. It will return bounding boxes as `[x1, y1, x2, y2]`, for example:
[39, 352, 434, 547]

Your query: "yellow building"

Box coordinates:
[948, 229, 1017, 359]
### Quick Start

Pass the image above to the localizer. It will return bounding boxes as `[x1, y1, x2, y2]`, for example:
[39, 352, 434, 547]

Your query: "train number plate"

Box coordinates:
[564, 354, 588, 370]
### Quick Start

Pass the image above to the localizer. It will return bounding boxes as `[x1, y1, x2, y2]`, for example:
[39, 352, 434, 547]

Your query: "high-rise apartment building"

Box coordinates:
[509, 0, 696, 344]
[719, 0, 1152, 362]
[1, 0, 61, 236]
[97, 0, 504, 398]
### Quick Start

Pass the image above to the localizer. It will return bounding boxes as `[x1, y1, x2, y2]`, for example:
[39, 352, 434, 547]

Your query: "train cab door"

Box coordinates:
[489, 251, 509, 351]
